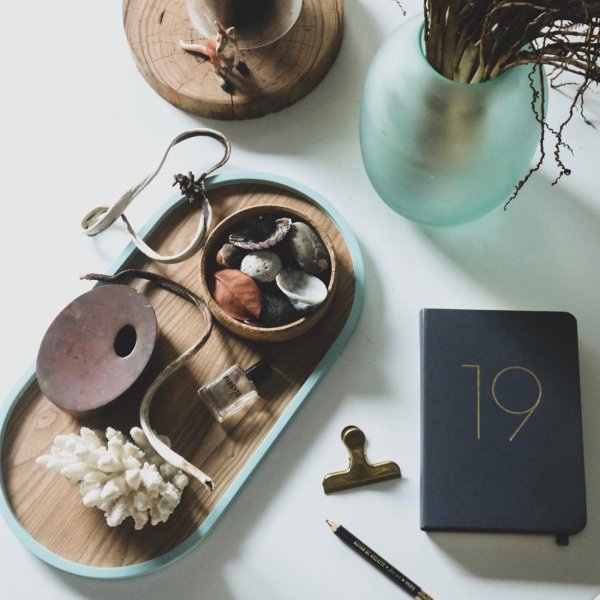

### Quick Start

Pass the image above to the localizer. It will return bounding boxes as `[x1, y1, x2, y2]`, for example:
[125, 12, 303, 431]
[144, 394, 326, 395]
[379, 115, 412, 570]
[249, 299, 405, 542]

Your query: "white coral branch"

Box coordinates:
[37, 427, 189, 530]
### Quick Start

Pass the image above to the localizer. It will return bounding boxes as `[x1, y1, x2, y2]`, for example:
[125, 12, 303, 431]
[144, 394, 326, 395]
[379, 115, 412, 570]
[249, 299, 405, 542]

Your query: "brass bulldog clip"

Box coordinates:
[322, 425, 402, 494]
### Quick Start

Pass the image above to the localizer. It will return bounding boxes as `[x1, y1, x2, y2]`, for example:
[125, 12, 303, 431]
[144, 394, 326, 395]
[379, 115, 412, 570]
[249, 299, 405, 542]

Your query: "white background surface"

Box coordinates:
[1, 1, 599, 599]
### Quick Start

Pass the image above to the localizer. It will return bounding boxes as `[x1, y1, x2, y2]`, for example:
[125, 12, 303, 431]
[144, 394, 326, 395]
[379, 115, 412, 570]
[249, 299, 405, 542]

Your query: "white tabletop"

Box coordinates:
[1, 1, 599, 599]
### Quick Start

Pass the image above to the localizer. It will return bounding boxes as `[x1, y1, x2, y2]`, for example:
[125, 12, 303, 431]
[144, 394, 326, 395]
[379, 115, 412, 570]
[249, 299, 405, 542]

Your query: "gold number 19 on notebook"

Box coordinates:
[461, 364, 542, 442]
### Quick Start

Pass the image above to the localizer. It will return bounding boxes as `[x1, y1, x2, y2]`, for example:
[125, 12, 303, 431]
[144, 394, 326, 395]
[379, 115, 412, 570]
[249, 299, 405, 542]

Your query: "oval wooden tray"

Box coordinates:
[0, 172, 363, 579]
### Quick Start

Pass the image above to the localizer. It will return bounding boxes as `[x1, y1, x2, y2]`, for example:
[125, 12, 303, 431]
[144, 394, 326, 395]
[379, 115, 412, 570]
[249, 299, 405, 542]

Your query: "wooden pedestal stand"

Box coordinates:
[123, 0, 344, 120]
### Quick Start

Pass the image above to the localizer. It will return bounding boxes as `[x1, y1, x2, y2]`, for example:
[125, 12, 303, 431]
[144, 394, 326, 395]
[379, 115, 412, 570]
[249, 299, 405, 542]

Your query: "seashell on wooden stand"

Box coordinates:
[123, 0, 345, 120]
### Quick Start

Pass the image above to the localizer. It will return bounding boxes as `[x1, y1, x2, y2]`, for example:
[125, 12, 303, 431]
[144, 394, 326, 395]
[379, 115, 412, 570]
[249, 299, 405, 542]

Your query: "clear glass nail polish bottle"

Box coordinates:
[198, 360, 270, 422]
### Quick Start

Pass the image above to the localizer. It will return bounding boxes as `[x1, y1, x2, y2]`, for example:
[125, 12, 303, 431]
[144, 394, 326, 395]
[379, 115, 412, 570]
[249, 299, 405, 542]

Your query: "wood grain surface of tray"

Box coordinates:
[0, 172, 364, 579]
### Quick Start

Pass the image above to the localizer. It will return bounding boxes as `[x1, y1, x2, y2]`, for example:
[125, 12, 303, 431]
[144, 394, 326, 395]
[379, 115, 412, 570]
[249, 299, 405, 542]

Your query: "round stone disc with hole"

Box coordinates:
[36, 285, 158, 415]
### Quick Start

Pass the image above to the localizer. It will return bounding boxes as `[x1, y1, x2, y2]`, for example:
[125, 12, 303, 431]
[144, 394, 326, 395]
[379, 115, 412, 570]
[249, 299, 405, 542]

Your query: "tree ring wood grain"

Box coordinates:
[123, 0, 345, 120]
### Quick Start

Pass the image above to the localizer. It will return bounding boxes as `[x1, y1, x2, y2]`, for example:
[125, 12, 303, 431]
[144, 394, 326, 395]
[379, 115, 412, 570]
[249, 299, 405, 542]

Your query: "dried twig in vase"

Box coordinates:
[421, 0, 600, 203]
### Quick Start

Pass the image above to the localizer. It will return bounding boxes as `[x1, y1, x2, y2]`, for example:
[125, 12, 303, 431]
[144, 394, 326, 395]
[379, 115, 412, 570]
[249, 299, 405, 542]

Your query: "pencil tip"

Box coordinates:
[325, 519, 339, 531]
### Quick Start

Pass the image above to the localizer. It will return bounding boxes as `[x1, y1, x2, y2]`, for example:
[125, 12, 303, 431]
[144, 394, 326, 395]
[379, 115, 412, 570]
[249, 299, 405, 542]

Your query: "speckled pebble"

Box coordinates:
[288, 222, 329, 274]
[259, 288, 299, 327]
[241, 251, 283, 283]
[216, 243, 244, 269]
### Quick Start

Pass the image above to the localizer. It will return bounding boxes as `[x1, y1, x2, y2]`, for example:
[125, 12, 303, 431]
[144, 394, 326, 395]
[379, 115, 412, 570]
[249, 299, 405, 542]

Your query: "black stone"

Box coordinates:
[259, 286, 299, 327]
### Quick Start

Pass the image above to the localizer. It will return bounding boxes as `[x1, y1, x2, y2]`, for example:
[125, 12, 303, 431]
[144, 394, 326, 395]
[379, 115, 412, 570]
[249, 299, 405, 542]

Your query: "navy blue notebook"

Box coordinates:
[420, 309, 586, 543]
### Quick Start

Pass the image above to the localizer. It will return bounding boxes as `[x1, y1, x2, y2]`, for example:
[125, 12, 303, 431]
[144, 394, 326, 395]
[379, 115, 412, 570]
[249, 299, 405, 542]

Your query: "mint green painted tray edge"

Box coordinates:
[0, 171, 365, 580]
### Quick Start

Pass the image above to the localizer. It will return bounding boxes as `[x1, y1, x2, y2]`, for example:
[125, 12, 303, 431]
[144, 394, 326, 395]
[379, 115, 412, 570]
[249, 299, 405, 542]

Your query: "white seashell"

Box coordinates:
[275, 269, 328, 313]
[241, 251, 283, 282]
[36, 427, 189, 530]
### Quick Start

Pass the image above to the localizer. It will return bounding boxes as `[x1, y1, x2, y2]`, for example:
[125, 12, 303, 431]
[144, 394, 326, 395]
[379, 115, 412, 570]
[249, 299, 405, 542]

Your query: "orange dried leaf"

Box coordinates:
[211, 269, 262, 321]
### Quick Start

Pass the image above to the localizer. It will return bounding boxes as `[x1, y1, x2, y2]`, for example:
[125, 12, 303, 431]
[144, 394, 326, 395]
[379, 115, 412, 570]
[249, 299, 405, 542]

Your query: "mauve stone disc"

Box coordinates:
[36, 285, 158, 415]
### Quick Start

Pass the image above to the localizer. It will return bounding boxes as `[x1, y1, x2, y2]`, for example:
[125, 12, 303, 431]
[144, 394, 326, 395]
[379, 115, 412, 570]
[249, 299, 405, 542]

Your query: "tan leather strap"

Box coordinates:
[81, 129, 231, 264]
[82, 269, 215, 492]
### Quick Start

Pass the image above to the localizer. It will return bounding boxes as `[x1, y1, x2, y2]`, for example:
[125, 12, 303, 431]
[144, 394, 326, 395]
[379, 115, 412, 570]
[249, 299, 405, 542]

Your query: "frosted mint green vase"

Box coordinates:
[360, 15, 545, 226]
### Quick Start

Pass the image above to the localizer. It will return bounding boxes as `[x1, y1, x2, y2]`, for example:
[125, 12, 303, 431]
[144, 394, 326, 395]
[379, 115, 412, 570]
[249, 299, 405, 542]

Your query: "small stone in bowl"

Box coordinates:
[288, 222, 330, 274]
[241, 251, 283, 283]
[216, 243, 245, 269]
[259, 287, 299, 327]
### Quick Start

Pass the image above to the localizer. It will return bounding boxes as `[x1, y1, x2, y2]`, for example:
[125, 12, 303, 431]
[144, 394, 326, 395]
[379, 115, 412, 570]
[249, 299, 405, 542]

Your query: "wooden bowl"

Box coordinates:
[199, 204, 338, 342]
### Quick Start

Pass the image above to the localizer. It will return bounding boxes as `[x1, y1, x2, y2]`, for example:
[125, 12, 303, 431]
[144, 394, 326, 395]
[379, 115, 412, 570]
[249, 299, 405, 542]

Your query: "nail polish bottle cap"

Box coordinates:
[245, 360, 270, 385]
